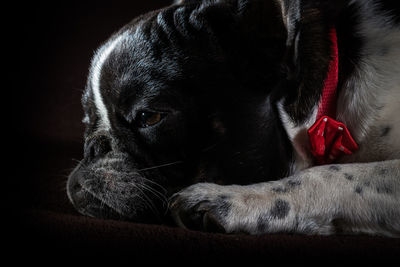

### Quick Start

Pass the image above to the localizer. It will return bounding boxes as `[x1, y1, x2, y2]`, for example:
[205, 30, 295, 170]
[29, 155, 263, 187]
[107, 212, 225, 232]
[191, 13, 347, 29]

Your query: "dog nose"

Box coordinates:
[84, 135, 112, 162]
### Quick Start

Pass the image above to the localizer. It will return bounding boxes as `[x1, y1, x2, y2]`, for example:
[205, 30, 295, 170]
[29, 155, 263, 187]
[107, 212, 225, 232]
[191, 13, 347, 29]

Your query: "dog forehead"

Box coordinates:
[86, 25, 157, 128]
[85, 30, 132, 129]
[85, 18, 191, 128]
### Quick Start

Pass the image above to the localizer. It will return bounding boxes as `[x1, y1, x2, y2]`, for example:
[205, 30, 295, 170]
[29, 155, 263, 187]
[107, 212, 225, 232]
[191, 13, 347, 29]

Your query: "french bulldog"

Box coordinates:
[67, 0, 400, 236]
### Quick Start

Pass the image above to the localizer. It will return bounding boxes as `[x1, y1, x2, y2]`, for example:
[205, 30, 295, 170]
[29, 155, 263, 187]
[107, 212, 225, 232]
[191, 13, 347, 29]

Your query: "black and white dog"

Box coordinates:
[67, 0, 400, 236]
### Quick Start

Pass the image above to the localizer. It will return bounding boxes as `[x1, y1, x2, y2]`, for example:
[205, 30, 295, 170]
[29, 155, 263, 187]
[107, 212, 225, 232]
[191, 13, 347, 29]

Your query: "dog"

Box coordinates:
[67, 0, 400, 236]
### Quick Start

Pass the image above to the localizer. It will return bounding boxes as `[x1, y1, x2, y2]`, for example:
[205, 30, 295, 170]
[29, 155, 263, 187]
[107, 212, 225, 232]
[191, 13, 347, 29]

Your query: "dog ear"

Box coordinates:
[222, 0, 349, 122]
[179, 0, 343, 121]
[279, 0, 349, 122]
[228, 0, 302, 47]
[173, 0, 301, 96]
[187, 0, 293, 92]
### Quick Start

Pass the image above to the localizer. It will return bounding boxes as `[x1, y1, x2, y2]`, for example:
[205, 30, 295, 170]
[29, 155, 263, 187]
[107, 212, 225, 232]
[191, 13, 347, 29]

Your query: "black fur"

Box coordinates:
[344, 173, 354, 181]
[376, 0, 400, 24]
[329, 165, 341, 172]
[270, 199, 290, 219]
[380, 126, 391, 137]
[257, 213, 270, 232]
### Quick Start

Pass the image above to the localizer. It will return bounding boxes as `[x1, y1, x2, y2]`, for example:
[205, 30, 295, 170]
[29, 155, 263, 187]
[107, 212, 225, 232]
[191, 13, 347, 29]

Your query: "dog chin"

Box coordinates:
[67, 153, 168, 223]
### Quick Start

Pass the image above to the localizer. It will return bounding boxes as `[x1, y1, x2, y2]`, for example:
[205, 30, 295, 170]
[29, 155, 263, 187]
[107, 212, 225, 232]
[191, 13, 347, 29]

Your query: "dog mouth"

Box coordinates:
[68, 181, 125, 220]
[67, 154, 173, 223]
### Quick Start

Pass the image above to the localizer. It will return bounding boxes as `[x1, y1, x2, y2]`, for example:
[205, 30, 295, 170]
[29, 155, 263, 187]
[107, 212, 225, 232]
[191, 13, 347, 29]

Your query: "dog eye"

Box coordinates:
[138, 111, 163, 128]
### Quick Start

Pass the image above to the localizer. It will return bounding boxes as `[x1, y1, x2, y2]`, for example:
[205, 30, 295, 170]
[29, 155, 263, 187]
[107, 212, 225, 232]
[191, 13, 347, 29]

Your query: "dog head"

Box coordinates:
[67, 0, 334, 223]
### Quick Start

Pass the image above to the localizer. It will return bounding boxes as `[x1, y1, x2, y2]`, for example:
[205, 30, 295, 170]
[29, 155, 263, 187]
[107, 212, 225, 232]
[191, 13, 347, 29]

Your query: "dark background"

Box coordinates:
[9, 0, 400, 264]
[19, 1, 168, 142]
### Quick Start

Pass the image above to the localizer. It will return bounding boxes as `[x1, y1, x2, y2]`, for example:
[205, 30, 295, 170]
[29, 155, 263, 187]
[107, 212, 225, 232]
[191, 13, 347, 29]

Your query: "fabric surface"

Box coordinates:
[10, 0, 400, 264]
[10, 140, 399, 264]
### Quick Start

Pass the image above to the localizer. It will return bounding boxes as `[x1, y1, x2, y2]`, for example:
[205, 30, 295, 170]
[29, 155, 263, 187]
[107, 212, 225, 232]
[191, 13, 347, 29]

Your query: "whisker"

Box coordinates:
[201, 142, 218, 153]
[140, 183, 166, 200]
[137, 161, 183, 172]
[138, 176, 167, 193]
[134, 184, 161, 219]
[71, 158, 83, 164]
[140, 183, 168, 210]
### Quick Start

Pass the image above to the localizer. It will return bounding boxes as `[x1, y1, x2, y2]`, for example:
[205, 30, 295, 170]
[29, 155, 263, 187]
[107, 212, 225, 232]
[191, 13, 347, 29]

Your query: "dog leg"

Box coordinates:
[170, 159, 400, 236]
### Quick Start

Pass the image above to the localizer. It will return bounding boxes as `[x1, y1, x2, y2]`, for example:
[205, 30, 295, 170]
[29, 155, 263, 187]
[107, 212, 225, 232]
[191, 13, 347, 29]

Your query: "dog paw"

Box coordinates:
[169, 183, 237, 233]
[169, 182, 299, 234]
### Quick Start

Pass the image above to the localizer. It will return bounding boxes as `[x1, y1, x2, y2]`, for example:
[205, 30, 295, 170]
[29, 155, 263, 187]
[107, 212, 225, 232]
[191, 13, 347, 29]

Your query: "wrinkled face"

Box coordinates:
[67, 1, 294, 223]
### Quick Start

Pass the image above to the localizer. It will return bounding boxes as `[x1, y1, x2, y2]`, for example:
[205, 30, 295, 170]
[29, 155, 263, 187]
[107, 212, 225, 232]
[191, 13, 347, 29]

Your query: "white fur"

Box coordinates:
[90, 32, 128, 130]
[277, 100, 317, 174]
[337, 0, 400, 161]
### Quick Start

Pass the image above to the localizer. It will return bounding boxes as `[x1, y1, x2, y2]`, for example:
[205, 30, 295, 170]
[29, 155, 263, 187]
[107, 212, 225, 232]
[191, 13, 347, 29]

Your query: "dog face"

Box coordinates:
[67, 0, 333, 223]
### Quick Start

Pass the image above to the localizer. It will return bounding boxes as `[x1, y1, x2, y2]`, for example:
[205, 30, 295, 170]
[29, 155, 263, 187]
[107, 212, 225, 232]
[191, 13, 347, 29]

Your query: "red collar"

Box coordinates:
[307, 27, 358, 165]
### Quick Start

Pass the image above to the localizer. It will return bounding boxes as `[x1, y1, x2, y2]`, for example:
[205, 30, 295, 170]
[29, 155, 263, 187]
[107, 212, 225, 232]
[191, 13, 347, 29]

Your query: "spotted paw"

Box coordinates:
[169, 181, 299, 234]
[169, 183, 235, 233]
